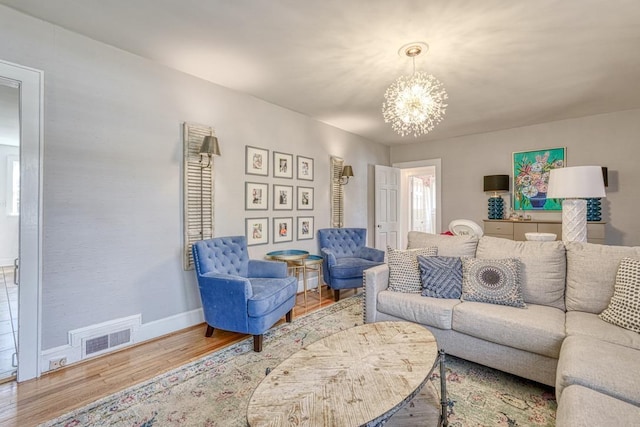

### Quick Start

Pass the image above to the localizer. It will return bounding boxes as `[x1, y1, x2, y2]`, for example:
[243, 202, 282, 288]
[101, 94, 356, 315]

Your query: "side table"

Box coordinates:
[304, 255, 324, 303]
[266, 250, 309, 305]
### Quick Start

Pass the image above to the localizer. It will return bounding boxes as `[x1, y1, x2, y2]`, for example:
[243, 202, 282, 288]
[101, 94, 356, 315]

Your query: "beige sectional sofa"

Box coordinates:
[363, 232, 640, 426]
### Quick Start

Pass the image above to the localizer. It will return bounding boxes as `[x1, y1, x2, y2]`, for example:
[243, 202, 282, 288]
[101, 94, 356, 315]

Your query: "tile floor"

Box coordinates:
[0, 266, 18, 382]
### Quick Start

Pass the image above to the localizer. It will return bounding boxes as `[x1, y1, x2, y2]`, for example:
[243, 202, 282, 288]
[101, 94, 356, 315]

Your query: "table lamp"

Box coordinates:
[483, 175, 510, 219]
[547, 166, 606, 242]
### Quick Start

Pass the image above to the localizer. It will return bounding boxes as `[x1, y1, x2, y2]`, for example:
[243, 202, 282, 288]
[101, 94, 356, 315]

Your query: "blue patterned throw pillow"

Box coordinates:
[462, 258, 526, 308]
[417, 256, 462, 299]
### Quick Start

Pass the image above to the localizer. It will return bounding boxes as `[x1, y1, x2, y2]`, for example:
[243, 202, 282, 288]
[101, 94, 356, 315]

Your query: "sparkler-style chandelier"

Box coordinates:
[382, 42, 448, 137]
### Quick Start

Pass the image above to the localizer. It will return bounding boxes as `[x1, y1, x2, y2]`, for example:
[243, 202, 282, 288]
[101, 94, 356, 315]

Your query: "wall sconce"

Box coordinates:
[199, 135, 221, 240]
[339, 165, 354, 185]
[199, 135, 221, 168]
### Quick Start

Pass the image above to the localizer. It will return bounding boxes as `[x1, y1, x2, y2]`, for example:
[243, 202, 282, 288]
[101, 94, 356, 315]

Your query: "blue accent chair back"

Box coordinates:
[192, 236, 297, 352]
[317, 228, 385, 301]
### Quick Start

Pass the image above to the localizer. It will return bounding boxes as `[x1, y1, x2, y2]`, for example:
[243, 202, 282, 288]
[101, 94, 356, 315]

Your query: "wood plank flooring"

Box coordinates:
[0, 287, 351, 427]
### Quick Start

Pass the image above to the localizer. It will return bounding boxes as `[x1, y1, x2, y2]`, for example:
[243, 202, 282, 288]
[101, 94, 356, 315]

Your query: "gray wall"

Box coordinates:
[391, 109, 640, 246]
[0, 6, 389, 350]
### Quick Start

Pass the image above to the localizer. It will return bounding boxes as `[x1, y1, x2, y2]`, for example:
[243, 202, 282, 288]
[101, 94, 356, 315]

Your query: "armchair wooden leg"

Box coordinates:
[334, 289, 340, 302]
[253, 334, 263, 352]
[205, 325, 214, 337]
[286, 309, 293, 323]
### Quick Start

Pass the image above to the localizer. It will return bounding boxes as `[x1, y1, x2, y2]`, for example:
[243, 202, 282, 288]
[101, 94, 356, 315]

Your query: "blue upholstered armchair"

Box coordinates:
[192, 236, 297, 352]
[318, 228, 385, 301]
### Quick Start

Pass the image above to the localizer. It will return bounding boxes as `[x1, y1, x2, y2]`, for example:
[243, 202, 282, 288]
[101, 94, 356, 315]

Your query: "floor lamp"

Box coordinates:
[547, 166, 606, 242]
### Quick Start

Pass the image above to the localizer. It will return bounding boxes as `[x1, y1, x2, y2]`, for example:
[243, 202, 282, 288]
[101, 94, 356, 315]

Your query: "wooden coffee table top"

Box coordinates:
[247, 321, 438, 427]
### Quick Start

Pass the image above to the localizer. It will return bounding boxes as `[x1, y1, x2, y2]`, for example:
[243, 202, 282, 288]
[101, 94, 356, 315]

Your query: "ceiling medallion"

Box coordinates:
[382, 42, 448, 137]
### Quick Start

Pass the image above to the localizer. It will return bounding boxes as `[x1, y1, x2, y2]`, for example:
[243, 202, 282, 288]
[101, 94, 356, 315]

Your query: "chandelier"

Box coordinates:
[382, 43, 448, 137]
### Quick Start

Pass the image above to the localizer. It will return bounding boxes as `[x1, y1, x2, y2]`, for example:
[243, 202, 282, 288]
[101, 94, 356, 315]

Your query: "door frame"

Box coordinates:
[0, 60, 43, 381]
[392, 159, 442, 248]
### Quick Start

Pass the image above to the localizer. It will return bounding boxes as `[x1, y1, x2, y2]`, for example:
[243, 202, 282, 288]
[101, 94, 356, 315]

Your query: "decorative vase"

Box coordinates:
[586, 198, 602, 221]
[487, 196, 504, 219]
[529, 192, 547, 209]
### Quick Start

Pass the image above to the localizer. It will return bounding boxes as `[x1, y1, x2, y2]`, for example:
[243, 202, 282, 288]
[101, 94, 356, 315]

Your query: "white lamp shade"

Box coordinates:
[547, 166, 606, 199]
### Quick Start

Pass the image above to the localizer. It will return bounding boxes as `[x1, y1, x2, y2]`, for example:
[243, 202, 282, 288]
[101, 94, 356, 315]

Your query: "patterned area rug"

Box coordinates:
[41, 296, 556, 426]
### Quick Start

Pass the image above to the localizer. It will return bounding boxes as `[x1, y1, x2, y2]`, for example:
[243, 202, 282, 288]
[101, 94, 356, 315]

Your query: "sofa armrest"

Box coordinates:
[355, 246, 385, 262]
[364, 264, 390, 324]
[248, 259, 288, 278]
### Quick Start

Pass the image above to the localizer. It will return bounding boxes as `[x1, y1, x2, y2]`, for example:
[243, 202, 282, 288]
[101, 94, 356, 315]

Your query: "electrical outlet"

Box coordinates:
[48, 357, 67, 371]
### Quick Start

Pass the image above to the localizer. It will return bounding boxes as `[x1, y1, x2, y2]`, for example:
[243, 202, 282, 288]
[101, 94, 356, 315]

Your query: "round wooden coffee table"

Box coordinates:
[247, 321, 448, 426]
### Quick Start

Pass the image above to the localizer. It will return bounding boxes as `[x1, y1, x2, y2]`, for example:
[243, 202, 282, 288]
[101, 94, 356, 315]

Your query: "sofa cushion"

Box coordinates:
[377, 290, 460, 329]
[461, 258, 526, 308]
[453, 301, 565, 358]
[407, 231, 478, 257]
[599, 257, 640, 333]
[557, 335, 640, 406]
[556, 385, 640, 427]
[565, 242, 640, 313]
[565, 311, 640, 351]
[476, 236, 566, 310]
[387, 246, 438, 294]
[418, 255, 462, 299]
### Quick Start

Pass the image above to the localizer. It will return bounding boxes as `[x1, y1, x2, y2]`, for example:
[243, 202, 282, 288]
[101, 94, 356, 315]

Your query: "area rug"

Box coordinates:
[41, 296, 556, 426]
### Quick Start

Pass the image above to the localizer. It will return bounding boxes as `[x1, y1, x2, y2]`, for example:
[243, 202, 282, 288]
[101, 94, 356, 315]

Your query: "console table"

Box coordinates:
[483, 219, 605, 244]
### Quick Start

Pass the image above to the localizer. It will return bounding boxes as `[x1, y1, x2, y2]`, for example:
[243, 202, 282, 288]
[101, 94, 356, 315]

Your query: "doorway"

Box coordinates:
[394, 159, 442, 249]
[0, 60, 43, 382]
[0, 82, 20, 382]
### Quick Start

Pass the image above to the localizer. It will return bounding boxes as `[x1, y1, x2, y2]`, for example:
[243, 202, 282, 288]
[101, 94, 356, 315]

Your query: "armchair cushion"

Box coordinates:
[248, 277, 297, 317]
[248, 259, 288, 278]
[355, 246, 385, 262]
[330, 257, 384, 279]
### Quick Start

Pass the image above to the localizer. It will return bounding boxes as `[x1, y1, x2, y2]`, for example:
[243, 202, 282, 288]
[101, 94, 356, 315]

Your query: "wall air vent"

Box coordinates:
[82, 327, 133, 357]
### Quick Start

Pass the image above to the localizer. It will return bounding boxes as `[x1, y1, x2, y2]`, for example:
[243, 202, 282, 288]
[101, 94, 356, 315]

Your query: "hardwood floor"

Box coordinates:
[0, 287, 352, 427]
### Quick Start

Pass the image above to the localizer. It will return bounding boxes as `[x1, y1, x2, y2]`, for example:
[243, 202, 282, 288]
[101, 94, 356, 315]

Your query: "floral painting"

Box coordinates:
[513, 147, 565, 211]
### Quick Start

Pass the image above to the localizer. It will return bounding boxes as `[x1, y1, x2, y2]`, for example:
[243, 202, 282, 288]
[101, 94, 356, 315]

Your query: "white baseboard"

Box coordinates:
[40, 308, 204, 373]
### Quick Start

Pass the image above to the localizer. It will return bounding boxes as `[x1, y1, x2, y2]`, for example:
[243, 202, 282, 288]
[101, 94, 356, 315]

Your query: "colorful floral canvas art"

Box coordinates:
[513, 147, 565, 211]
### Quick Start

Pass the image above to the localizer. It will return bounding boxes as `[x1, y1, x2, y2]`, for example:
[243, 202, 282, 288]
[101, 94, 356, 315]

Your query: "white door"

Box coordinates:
[374, 165, 401, 250]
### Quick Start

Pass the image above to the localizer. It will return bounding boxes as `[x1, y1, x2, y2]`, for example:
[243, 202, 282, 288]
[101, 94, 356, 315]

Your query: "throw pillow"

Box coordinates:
[461, 258, 526, 308]
[418, 255, 463, 299]
[599, 257, 640, 333]
[387, 246, 438, 294]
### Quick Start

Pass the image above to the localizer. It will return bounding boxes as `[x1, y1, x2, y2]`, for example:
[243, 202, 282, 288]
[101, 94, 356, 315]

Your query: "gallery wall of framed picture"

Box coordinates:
[242, 145, 317, 245]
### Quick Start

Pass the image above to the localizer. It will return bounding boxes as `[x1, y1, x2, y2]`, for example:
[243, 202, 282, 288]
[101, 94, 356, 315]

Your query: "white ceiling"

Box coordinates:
[3, 0, 640, 145]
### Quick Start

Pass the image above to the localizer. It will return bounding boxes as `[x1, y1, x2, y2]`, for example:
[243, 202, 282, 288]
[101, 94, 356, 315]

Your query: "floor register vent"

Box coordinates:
[83, 329, 132, 356]
[69, 314, 141, 360]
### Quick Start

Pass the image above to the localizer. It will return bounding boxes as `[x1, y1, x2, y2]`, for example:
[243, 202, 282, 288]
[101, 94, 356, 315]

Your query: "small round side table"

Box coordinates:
[304, 255, 324, 303]
[266, 250, 309, 305]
